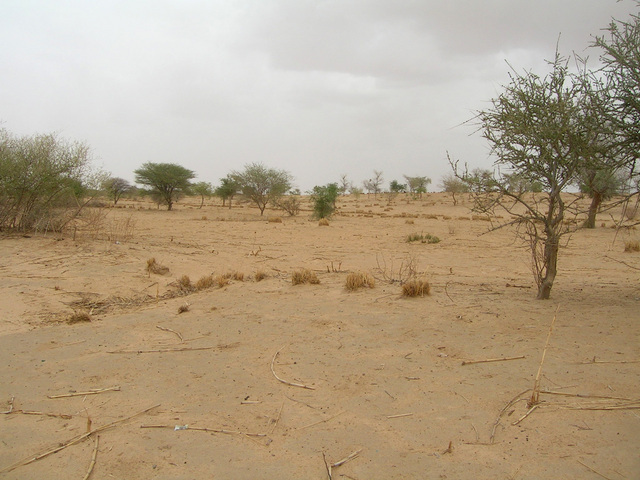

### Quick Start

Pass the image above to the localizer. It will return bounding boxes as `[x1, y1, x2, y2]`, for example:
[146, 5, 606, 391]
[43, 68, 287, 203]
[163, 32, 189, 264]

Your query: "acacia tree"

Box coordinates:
[231, 163, 293, 215]
[403, 175, 431, 198]
[134, 163, 195, 211]
[103, 177, 131, 205]
[452, 53, 622, 299]
[440, 173, 470, 205]
[214, 176, 239, 208]
[191, 181, 214, 209]
[363, 170, 384, 197]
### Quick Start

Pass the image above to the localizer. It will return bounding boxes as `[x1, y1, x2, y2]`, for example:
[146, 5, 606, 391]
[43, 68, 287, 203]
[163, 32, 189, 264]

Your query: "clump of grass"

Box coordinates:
[405, 219, 415, 225]
[67, 311, 91, 324]
[195, 275, 215, 290]
[268, 216, 283, 223]
[406, 232, 440, 244]
[345, 272, 375, 291]
[178, 275, 194, 293]
[318, 218, 330, 226]
[401, 279, 431, 297]
[225, 271, 244, 281]
[214, 275, 230, 288]
[624, 240, 640, 252]
[292, 268, 320, 285]
[147, 257, 170, 275]
[254, 270, 267, 282]
[178, 303, 190, 314]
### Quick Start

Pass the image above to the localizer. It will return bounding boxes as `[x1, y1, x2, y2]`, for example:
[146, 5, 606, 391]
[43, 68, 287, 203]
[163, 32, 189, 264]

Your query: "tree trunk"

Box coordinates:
[537, 236, 559, 300]
[167, 200, 173, 211]
[199, 195, 204, 209]
[584, 192, 602, 229]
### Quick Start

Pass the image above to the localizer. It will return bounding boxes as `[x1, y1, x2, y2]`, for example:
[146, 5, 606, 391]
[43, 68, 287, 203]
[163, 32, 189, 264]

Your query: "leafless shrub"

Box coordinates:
[375, 253, 420, 285]
[178, 275, 195, 293]
[214, 275, 230, 288]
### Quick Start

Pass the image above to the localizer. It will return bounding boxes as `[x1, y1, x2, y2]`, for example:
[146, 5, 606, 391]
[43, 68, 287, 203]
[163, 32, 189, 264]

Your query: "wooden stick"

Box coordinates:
[322, 452, 332, 480]
[386, 413, 414, 419]
[540, 390, 633, 401]
[82, 435, 99, 480]
[462, 355, 525, 366]
[529, 306, 558, 407]
[107, 346, 214, 354]
[578, 359, 640, 365]
[332, 449, 362, 468]
[19, 410, 73, 419]
[139, 424, 266, 437]
[48, 386, 121, 399]
[0, 404, 159, 474]
[296, 411, 345, 430]
[270, 345, 316, 390]
[577, 460, 614, 480]
[156, 325, 183, 342]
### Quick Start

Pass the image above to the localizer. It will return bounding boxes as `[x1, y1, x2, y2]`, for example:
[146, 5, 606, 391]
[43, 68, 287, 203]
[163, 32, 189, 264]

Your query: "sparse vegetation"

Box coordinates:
[406, 232, 440, 244]
[195, 275, 215, 290]
[268, 216, 283, 223]
[178, 303, 190, 314]
[147, 258, 170, 275]
[401, 279, 431, 297]
[310, 183, 339, 219]
[345, 272, 375, 291]
[231, 163, 293, 216]
[67, 311, 92, 324]
[292, 268, 320, 285]
[134, 162, 195, 211]
[624, 240, 640, 252]
[177, 275, 194, 293]
[254, 270, 267, 282]
[318, 218, 330, 226]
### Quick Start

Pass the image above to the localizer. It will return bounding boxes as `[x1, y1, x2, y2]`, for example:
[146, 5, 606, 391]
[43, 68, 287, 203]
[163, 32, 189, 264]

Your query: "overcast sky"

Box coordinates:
[1, 1, 637, 191]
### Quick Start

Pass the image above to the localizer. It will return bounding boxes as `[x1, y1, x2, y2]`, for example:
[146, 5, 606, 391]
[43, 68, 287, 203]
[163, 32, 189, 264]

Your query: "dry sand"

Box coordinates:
[1, 193, 638, 479]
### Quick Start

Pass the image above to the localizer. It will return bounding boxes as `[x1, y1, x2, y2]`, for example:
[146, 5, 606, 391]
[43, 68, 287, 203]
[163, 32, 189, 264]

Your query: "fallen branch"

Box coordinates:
[156, 325, 183, 342]
[107, 346, 214, 354]
[386, 413, 414, 419]
[578, 359, 640, 365]
[0, 404, 159, 474]
[461, 355, 525, 366]
[540, 390, 633, 401]
[82, 435, 99, 480]
[1, 396, 15, 414]
[47, 386, 121, 399]
[511, 404, 539, 426]
[331, 449, 362, 468]
[490, 389, 531, 444]
[270, 345, 316, 390]
[17, 410, 73, 419]
[577, 460, 614, 480]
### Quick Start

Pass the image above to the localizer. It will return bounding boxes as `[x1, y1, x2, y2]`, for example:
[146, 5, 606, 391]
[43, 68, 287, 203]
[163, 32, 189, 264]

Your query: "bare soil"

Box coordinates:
[1, 193, 638, 479]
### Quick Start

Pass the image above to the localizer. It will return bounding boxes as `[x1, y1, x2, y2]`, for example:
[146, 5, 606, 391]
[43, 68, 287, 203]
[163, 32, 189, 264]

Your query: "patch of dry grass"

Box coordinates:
[147, 258, 170, 275]
[401, 279, 431, 297]
[292, 268, 320, 285]
[624, 240, 640, 252]
[67, 311, 91, 324]
[195, 275, 215, 290]
[254, 270, 267, 282]
[268, 216, 283, 223]
[177, 275, 194, 293]
[318, 218, 330, 226]
[345, 272, 375, 291]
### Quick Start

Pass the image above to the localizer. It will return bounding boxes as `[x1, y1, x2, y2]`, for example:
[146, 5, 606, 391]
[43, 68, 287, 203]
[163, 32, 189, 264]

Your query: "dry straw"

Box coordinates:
[292, 268, 320, 285]
[268, 216, 283, 223]
[67, 311, 91, 324]
[146, 258, 170, 275]
[401, 279, 431, 297]
[345, 272, 375, 291]
[318, 218, 330, 226]
[624, 240, 640, 252]
[254, 270, 267, 282]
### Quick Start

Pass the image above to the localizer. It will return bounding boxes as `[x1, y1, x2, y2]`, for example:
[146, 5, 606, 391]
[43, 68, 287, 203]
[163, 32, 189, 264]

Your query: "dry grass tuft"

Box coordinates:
[292, 268, 320, 285]
[405, 219, 415, 225]
[67, 311, 91, 324]
[147, 258, 170, 275]
[178, 303, 190, 314]
[254, 270, 268, 282]
[401, 278, 431, 297]
[268, 216, 283, 223]
[177, 275, 194, 293]
[345, 272, 375, 291]
[406, 232, 440, 244]
[318, 218, 330, 226]
[624, 240, 640, 252]
[214, 275, 230, 288]
[195, 275, 215, 290]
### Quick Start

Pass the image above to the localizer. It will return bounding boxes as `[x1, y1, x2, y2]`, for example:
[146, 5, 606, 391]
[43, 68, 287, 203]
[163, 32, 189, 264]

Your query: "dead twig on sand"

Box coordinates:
[82, 435, 99, 480]
[461, 355, 525, 366]
[156, 325, 183, 342]
[0, 404, 159, 474]
[270, 400, 285, 434]
[16, 410, 73, 419]
[511, 404, 539, 426]
[490, 389, 531, 444]
[140, 424, 266, 437]
[1, 396, 15, 414]
[107, 346, 214, 354]
[296, 411, 346, 430]
[323, 449, 362, 479]
[270, 345, 316, 390]
[47, 386, 121, 399]
[322, 452, 332, 480]
[386, 413, 414, 419]
[577, 358, 640, 365]
[529, 306, 558, 408]
[577, 460, 615, 480]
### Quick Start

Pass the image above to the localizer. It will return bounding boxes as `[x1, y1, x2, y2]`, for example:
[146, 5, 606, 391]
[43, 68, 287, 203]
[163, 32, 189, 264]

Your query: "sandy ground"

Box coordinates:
[1, 193, 639, 479]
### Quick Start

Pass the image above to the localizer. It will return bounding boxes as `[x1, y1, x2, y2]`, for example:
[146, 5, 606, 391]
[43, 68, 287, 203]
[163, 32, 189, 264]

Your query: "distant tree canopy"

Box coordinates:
[440, 174, 470, 205]
[309, 183, 339, 219]
[0, 129, 98, 231]
[389, 180, 407, 193]
[214, 176, 240, 208]
[103, 177, 132, 205]
[191, 181, 214, 209]
[363, 170, 384, 197]
[231, 163, 293, 215]
[403, 175, 431, 197]
[134, 162, 195, 211]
